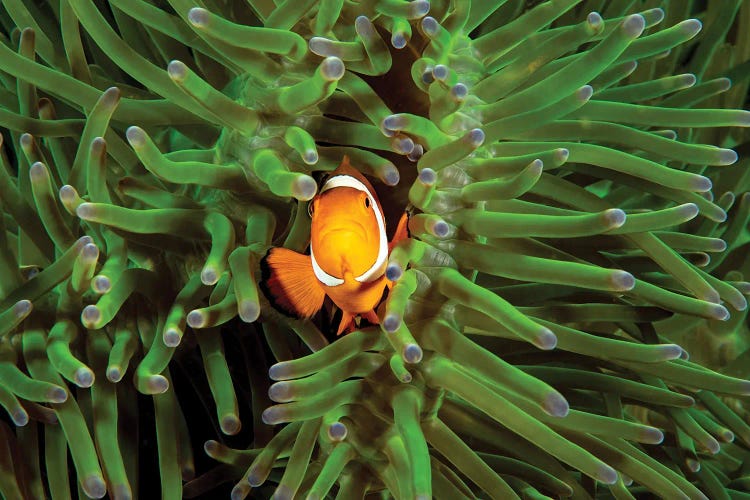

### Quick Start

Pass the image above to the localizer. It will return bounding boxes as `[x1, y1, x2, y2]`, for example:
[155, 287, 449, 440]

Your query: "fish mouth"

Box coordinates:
[319, 223, 369, 243]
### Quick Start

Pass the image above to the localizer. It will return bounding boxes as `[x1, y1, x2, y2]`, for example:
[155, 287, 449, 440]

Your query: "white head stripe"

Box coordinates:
[310, 246, 344, 286]
[320, 174, 373, 195]
[310, 174, 389, 284]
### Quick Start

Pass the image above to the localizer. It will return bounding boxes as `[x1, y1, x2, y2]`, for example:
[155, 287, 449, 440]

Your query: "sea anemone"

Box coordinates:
[0, 0, 749, 498]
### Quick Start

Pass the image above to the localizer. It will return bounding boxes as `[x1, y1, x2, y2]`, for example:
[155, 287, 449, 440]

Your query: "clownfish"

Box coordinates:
[261, 157, 408, 335]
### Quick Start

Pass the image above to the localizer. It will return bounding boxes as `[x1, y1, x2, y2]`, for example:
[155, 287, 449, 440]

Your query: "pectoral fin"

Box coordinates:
[389, 212, 410, 253]
[387, 212, 411, 290]
[260, 247, 326, 319]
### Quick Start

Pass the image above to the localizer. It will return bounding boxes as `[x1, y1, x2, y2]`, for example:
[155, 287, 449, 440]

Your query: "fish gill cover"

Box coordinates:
[0, 0, 749, 498]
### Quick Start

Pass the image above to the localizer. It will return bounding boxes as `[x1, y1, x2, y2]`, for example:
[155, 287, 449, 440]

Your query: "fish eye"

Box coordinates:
[364, 197, 370, 208]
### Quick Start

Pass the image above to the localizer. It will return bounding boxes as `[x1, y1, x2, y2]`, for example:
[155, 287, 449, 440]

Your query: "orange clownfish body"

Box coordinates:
[261, 157, 408, 335]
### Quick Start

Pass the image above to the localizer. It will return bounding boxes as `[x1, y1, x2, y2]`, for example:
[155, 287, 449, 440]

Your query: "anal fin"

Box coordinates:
[361, 310, 379, 325]
[337, 311, 356, 336]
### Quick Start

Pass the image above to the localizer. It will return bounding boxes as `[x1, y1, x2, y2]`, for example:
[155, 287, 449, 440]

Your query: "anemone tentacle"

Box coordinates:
[0, 1, 749, 499]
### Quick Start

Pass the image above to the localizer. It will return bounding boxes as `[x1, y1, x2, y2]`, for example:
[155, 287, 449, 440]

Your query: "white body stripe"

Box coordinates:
[310, 174, 388, 286]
